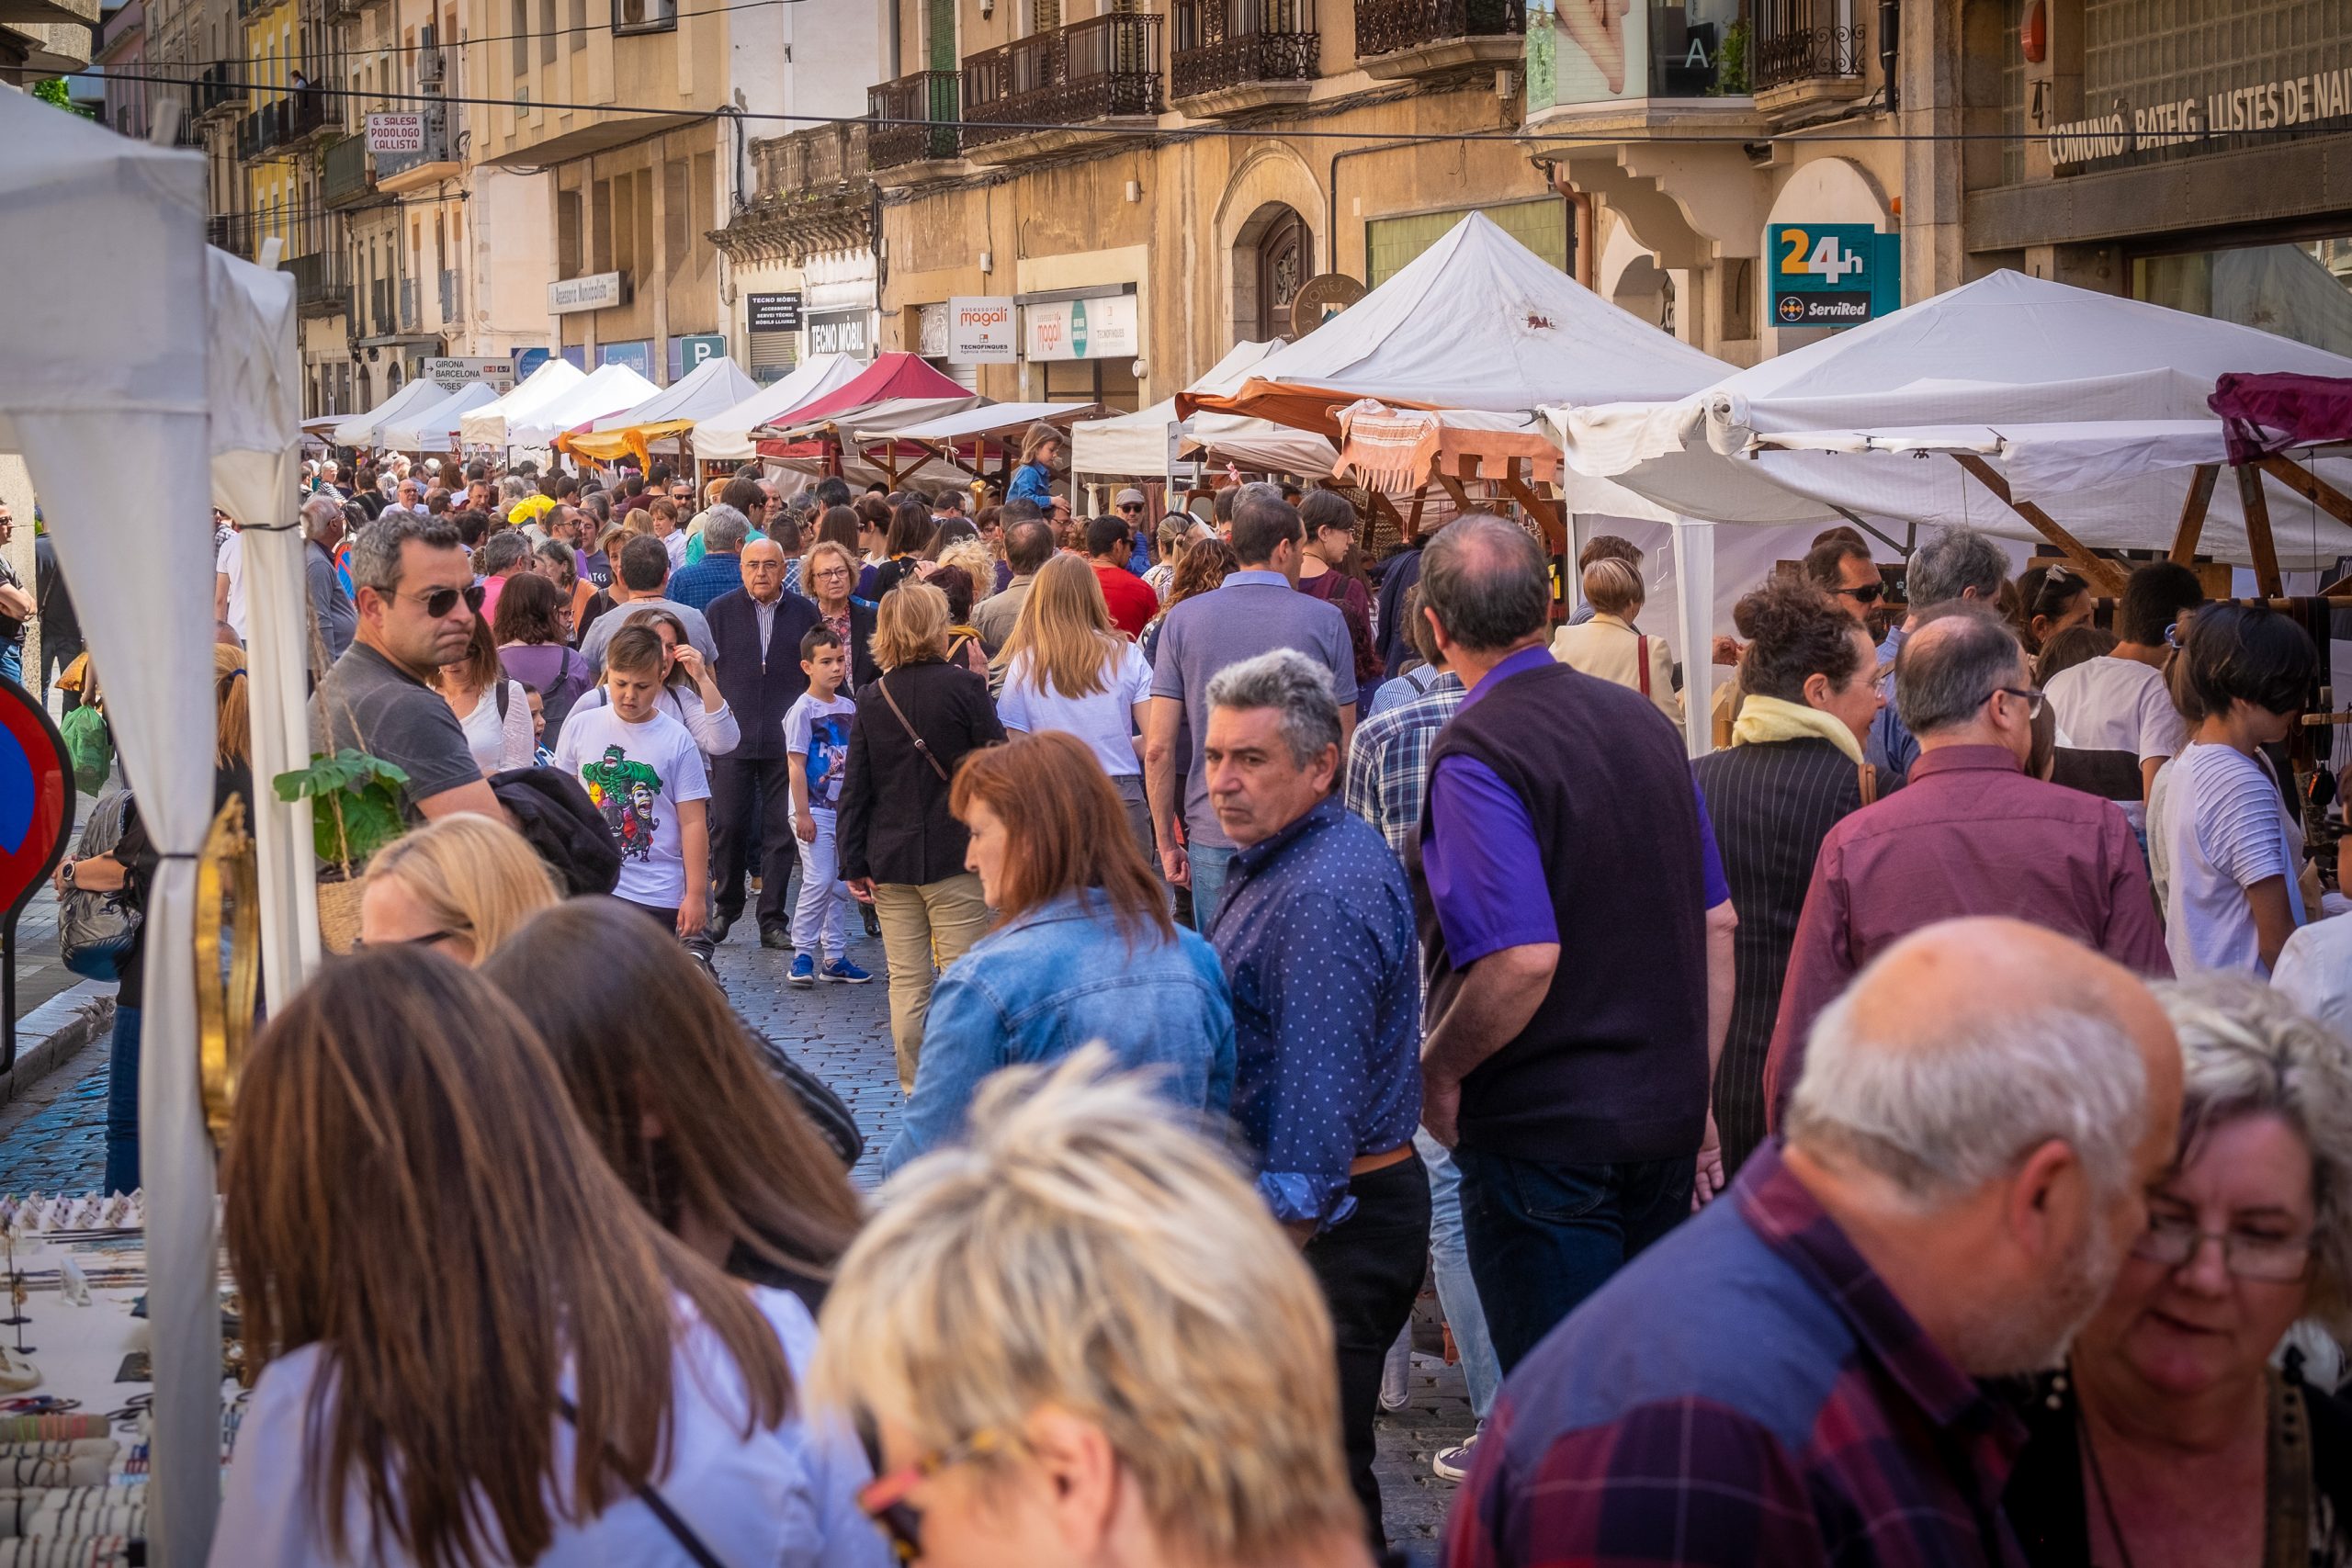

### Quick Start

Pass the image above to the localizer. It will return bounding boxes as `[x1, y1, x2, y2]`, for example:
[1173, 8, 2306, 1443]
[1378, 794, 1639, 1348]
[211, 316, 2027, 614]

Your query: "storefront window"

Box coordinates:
[2132, 233, 2352, 356]
[1528, 0, 1746, 110]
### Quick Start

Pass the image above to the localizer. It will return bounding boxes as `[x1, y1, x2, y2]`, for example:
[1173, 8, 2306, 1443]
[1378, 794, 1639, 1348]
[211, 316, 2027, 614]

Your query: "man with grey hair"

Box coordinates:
[1870, 524, 2011, 783]
[1146, 483, 1356, 931]
[1199, 646, 1425, 1552]
[664, 503, 752, 614]
[311, 513, 505, 826]
[1412, 513, 1731, 1377]
[1450, 917, 2183, 1567]
[300, 493, 356, 671]
[1765, 603, 2169, 1122]
[703, 535, 822, 948]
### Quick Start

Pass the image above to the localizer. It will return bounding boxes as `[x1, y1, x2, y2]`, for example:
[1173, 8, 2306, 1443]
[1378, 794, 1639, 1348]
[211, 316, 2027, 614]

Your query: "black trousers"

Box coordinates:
[708, 753, 799, 932]
[1302, 1155, 1431, 1553]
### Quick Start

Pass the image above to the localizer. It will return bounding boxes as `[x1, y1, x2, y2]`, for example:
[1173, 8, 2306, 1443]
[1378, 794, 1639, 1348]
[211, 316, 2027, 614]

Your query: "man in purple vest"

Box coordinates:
[1412, 513, 1715, 1372]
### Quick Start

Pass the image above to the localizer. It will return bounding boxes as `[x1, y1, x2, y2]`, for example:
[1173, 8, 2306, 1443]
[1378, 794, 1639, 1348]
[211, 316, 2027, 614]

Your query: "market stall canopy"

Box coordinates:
[1552, 269, 2352, 570]
[333, 377, 451, 448]
[506, 361, 660, 447]
[458, 357, 588, 448]
[1073, 339, 1338, 479]
[563, 355, 762, 464]
[377, 380, 500, 453]
[691, 353, 865, 464]
[849, 400, 1099, 446]
[1179, 211, 1730, 435]
[753, 353, 978, 442]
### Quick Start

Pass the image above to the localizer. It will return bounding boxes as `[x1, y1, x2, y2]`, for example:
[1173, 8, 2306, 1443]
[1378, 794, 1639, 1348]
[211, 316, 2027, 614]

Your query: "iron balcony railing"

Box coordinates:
[1752, 0, 1863, 90]
[750, 118, 871, 197]
[205, 213, 240, 254]
[321, 132, 376, 206]
[1170, 0, 1317, 98]
[962, 13, 1164, 149]
[398, 276, 420, 333]
[1352, 0, 1519, 60]
[288, 247, 352, 318]
[193, 62, 247, 117]
[370, 276, 393, 336]
[867, 70, 960, 168]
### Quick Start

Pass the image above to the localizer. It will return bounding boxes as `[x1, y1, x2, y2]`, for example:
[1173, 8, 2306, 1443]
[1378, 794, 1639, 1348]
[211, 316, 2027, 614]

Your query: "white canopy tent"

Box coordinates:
[506, 361, 660, 448]
[1073, 340, 1338, 479]
[377, 379, 500, 453]
[588, 354, 761, 433]
[1551, 269, 2352, 576]
[0, 88, 317, 1563]
[690, 353, 865, 465]
[332, 375, 450, 448]
[457, 356, 588, 448]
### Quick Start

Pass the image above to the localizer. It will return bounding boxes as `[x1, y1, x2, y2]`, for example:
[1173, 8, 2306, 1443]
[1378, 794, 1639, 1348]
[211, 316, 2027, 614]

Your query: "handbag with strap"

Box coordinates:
[60, 790, 140, 982]
[554, 1395, 727, 1568]
[876, 674, 950, 784]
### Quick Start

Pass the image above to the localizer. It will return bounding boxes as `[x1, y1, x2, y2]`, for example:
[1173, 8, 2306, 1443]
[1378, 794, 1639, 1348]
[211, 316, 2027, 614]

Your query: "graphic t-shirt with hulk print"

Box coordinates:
[551, 703, 709, 907]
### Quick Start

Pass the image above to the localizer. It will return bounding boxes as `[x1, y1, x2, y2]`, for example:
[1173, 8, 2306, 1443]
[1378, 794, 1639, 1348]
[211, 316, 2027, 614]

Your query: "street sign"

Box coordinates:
[947, 297, 1016, 364]
[1769, 223, 1901, 329]
[423, 355, 514, 392]
[548, 272, 627, 314]
[668, 333, 727, 381]
[365, 112, 424, 154]
[599, 339, 654, 378]
[747, 292, 803, 333]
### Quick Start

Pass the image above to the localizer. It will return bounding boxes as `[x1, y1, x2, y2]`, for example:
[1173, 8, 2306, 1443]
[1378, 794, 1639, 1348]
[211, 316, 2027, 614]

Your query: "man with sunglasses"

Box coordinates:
[1761, 603, 2169, 1126]
[1803, 535, 1885, 624]
[311, 513, 507, 826]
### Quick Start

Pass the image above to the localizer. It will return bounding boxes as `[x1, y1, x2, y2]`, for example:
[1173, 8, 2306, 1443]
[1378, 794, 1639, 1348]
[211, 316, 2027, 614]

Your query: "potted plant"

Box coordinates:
[274, 750, 410, 953]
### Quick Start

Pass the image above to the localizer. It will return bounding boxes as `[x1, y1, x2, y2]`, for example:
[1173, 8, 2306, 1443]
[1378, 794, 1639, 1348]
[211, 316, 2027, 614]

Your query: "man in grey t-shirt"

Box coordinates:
[311, 513, 504, 825]
[576, 534, 718, 673]
[1145, 484, 1356, 931]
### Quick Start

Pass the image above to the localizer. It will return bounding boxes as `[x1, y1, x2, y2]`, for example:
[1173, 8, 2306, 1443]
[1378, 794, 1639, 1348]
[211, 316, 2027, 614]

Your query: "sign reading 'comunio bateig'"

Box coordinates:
[2047, 61, 2352, 170]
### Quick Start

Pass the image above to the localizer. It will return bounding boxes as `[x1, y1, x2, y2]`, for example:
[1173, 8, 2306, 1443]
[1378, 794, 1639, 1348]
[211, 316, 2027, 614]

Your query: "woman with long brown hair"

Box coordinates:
[435, 613, 536, 773]
[215, 949, 890, 1567]
[1140, 535, 1236, 665]
[488, 898, 864, 1306]
[996, 553, 1156, 862]
[879, 730, 1233, 1175]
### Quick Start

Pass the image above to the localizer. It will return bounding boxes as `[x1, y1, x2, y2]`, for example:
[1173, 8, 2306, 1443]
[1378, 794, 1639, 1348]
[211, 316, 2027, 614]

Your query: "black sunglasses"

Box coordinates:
[1837, 581, 1884, 605]
[401, 582, 486, 618]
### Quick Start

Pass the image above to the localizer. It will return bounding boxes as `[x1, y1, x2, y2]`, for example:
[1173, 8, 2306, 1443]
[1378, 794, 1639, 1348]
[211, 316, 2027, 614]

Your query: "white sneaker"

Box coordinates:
[1431, 1427, 1481, 1483]
[1377, 1329, 1412, 1412]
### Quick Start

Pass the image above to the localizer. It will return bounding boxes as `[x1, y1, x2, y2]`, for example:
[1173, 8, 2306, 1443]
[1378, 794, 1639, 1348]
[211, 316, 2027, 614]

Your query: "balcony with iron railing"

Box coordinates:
[867, 70, 960, 173]
[191, 62, 247, 119]
[1170, 0, 1316, 111]
[375, 103, 460, 192]
[321, 131, 379, 207]
[288, 247, 352, 320]
[962, 13, 1164, 160]
[205, 213, 240, 254]
[1751, 0, 1864, 112]
[1354, 0, 1520, 79]
[724, 119, 877, 260]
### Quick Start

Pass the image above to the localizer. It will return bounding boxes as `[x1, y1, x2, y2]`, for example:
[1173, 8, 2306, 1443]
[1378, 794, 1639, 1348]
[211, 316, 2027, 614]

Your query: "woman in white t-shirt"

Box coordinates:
[436, 614, 537, 774]
[212, 948, 889, 1568]
[2154, 604, 2321, 976]
[995, 553, 1156, 864]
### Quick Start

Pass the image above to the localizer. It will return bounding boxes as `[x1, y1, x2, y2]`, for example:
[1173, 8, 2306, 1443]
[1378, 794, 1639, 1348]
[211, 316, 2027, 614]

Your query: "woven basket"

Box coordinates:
[316, 874, 365, 954]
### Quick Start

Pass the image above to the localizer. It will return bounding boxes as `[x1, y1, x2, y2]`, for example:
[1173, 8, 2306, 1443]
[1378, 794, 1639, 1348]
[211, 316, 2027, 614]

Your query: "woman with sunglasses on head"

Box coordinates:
[214, 948, 891, 1568]
[814, 1052, 1374, 1568]
[563, 606, 741, 758]
[2016, 561, 2096, 653]
[2005, 975, 2352, 1568]
[359, 812, 558, 964]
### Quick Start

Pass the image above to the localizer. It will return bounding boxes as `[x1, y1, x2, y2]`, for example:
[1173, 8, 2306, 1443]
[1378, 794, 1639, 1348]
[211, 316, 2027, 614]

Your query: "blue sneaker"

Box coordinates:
[820, 956, 872, 985]
[787, 953, 815, 988]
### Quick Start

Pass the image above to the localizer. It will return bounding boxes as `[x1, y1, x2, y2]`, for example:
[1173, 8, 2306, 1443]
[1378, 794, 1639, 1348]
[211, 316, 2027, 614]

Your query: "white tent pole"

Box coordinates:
[243, 468, 322, 1005]
[1671, 517, 1715, 758]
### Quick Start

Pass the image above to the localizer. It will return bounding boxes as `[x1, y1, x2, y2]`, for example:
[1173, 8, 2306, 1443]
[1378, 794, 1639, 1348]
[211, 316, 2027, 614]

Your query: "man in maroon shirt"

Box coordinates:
[1086, 513, 1159, 640]
[1763, 604, 2170, 1125]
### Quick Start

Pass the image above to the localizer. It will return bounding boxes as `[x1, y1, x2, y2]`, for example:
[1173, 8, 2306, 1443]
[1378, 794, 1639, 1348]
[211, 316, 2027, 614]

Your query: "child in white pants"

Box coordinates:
[785, 626, 869, 987]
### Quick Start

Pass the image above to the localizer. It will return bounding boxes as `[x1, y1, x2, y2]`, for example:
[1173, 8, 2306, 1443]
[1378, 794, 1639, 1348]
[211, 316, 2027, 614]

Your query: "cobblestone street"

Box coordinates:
[1, 909, 1476, 1554]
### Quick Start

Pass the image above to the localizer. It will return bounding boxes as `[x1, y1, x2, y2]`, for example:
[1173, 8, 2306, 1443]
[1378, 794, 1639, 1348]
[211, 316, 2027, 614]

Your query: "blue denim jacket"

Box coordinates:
[881, 889, 1237, 1175]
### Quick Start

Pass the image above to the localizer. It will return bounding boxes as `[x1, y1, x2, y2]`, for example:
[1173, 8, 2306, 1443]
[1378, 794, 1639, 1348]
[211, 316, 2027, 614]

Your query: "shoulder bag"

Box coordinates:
[554, 1396, 726, 1568]
[876, 674, 950, 784]
[60, 791, 140, 981]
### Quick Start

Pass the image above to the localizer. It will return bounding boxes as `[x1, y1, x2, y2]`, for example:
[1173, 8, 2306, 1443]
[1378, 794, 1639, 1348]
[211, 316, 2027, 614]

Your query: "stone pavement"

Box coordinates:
[0, 908, 1479, 1554]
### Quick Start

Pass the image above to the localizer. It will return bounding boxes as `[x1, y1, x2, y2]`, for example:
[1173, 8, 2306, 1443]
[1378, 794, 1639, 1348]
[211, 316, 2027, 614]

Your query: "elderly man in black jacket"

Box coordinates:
[704, 537, 822, 948]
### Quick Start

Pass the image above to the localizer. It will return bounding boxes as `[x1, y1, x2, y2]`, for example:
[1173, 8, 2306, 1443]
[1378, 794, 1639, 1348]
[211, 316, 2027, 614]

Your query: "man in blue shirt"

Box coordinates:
[1202, 647, 1425, 1553]
[1867, 524, 2009, 784]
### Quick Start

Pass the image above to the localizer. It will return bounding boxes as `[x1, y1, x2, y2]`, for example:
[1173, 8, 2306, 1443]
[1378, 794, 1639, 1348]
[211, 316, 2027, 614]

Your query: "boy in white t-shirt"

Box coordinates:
[552, 623, 711, 942]
[785, 625, 871, 988]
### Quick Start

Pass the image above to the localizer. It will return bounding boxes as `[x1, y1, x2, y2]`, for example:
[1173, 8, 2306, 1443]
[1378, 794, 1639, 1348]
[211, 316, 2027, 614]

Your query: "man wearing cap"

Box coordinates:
[1115, 487, 1154, 577]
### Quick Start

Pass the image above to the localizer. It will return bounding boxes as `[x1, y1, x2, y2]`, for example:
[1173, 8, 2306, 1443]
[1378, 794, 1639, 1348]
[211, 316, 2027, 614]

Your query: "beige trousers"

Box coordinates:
[870, 872, 991, 1093]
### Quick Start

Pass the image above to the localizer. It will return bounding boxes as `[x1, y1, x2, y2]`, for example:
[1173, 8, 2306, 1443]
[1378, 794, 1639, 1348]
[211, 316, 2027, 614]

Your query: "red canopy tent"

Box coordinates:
[752, 353, 978, 477]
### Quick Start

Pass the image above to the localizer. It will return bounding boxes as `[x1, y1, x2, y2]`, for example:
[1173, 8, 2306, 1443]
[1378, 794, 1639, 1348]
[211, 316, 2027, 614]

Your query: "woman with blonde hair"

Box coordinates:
[1552, 554, 1680, 725]
[814, 1051, 1374, 1568]
[215, 949, 889, 1568]
[357, 813, 559, 964]
[838, 581, 1006, 1092]
[883, 732, 1232, 1173]
[997, 553, 1156, 861]
[803, 536, 880, 692]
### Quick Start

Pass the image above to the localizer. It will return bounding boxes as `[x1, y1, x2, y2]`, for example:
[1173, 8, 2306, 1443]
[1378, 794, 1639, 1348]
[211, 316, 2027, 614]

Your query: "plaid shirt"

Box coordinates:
[1343, 671, 1465, 860]
[1443, 1142, 2029, 1568]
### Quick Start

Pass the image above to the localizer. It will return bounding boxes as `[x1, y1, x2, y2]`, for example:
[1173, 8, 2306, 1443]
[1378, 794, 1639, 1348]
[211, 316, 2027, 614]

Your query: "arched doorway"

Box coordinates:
[1231, 200, 1314, 345]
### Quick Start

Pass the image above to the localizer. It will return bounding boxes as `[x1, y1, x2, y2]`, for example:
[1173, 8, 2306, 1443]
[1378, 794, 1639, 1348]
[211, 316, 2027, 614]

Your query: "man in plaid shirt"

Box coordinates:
[1444, 918, 2183, 1567]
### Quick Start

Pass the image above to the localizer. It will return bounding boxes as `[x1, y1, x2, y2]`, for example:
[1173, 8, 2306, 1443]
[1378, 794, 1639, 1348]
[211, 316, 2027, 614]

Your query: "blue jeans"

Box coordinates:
[1454, 1147, 1692, 1374]
[106, 1004, 142, 1196]
[0, 643, 20, 687]
[1416, 1130, 1498, 1420]
[1188, 842, 1235, 934]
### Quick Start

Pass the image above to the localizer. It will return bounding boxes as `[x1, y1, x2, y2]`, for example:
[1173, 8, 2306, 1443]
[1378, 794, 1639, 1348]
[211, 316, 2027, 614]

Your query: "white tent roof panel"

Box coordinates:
[693, 354, 866, 463]
[458, 358, 588, 447]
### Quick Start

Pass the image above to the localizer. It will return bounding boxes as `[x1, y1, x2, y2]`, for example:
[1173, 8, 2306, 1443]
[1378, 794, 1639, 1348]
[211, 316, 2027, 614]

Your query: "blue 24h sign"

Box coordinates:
[1770, 223, 1902, 330]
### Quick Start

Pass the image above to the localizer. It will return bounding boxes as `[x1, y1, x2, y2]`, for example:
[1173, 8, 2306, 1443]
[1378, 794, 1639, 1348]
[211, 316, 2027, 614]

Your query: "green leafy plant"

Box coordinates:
[31, 78, 96, 119]
[1713, 19, 1749, 96]
[274, 750, 411, 878]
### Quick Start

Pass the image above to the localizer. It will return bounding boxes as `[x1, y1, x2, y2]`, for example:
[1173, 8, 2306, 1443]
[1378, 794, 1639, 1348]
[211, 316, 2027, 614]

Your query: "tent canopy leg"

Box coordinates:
[1952, 455, 2128, 596]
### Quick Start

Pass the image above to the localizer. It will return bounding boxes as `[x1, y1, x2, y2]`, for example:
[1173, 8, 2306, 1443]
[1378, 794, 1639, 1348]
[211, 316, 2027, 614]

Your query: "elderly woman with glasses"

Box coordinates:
[811, 1051, 1377, 1568]
[2006, 974, 2352, 1566]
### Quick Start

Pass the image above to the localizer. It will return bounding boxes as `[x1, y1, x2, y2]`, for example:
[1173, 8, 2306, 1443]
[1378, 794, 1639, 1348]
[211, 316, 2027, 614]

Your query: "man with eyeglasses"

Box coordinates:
[1860, 525, 2012, 786]
[1761, 602, 2170, 1126]
[311, 513, 508, 826]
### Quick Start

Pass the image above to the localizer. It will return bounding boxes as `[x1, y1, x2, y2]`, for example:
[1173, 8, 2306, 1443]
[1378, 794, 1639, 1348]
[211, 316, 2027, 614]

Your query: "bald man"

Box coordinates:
[702, 535, 822, 951]
[1448, 917, 2182, 1568]
[1763, 603, 2168, 1122]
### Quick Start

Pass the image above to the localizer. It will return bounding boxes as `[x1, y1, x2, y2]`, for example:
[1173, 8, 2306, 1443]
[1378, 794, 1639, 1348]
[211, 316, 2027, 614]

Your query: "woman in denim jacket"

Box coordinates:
[882, 731, 1236, 1175]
